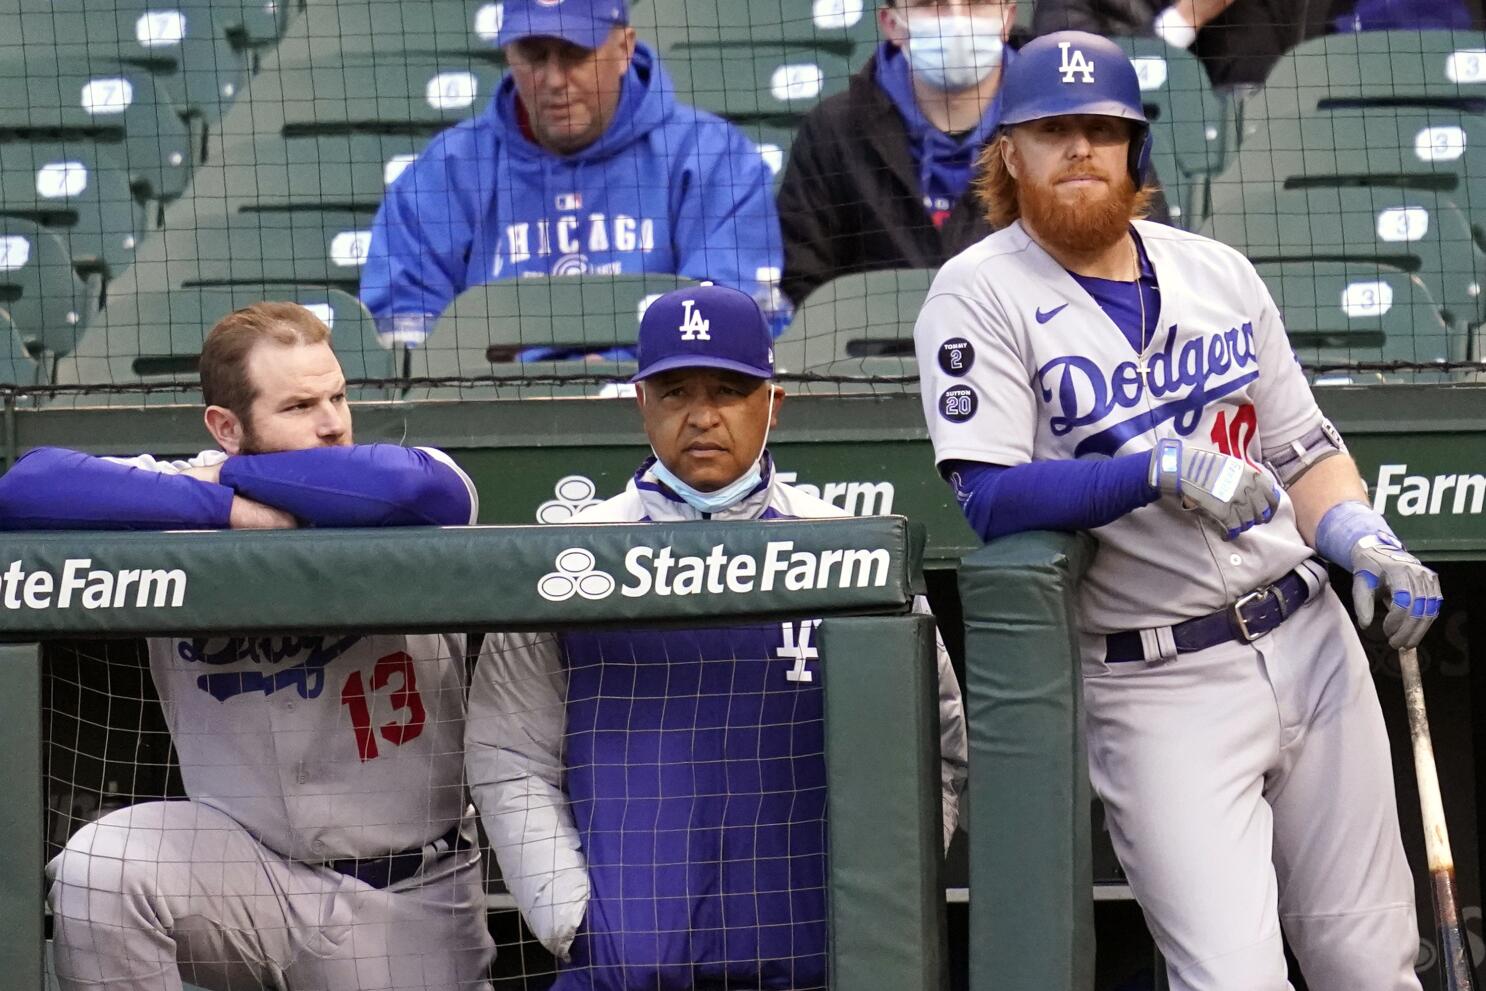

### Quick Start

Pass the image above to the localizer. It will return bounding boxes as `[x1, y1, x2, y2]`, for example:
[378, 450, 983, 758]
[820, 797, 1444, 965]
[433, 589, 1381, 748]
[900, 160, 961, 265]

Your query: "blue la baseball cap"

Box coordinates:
[633, 283, 775, 382]
[497, 0, 629, 51]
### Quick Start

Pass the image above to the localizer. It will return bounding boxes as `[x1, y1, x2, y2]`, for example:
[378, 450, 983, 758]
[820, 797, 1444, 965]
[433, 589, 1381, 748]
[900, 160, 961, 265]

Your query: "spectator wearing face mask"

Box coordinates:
[777, 0, 1020, 307]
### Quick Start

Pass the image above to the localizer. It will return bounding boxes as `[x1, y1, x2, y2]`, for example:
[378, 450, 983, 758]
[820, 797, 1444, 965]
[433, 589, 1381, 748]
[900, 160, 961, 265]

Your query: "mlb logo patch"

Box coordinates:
[555, 192, 582, 211]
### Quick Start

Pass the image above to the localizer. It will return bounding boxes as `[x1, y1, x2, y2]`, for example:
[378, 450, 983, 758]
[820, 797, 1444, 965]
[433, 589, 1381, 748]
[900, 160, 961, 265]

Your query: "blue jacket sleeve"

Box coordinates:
[0, 447, 234, 530]
[946, 455, 1159, 542]
[219, 446, 478, 527]
[360, 131, 477, 346]
[670, 117, 791, 336]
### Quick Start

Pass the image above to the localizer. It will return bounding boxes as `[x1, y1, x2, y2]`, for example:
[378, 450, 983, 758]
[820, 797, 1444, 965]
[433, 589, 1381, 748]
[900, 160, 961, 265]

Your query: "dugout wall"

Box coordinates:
[0, 518, 947, 991]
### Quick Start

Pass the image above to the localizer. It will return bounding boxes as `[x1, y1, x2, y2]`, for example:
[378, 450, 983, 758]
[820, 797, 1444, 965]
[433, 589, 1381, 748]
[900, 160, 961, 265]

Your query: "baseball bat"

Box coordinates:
[1398, 646, 1477, 991]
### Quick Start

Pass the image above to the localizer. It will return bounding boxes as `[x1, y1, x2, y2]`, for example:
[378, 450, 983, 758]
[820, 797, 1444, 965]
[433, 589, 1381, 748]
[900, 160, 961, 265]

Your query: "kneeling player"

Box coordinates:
[0, 303, 494, 991]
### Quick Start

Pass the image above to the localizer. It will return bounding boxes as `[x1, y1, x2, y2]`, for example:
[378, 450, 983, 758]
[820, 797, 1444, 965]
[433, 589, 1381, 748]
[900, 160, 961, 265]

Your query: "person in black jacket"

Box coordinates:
[1033, 0, 1483, 90]
[777, 0, 1019, 307]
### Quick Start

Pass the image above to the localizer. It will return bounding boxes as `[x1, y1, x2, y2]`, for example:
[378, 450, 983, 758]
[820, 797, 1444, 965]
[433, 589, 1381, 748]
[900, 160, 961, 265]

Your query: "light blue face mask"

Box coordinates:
[643, 383, 775, 514]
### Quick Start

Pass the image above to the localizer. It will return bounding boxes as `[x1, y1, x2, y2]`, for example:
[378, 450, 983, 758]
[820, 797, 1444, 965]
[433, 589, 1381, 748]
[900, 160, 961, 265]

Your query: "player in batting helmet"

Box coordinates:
[996, 30, 1153, 189]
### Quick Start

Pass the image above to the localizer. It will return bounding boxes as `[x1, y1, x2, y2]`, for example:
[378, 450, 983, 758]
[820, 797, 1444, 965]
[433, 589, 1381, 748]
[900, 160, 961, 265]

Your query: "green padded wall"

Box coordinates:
[959, 532, 1097, 991]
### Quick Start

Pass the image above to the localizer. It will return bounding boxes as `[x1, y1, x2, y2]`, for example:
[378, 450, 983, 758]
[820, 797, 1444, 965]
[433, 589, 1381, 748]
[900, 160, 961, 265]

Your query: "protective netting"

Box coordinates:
[2, 3, 1485, 405]
[43, 623, 829, 990]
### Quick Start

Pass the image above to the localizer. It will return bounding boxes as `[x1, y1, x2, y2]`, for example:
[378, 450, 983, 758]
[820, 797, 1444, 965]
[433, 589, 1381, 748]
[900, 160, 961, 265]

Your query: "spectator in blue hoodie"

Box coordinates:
[361, 0, 786, 351]
[777, 1, 1018, 306]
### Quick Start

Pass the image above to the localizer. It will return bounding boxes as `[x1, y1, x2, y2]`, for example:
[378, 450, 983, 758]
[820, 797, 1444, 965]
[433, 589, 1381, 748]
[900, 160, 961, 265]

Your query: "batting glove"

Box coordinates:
[1149, 438, 1280, 540]
[1351, 533, 1442, 649]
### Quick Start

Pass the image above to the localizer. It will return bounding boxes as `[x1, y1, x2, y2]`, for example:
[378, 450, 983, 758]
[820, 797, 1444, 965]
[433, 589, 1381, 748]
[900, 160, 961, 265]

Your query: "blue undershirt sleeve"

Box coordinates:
[218, 445, 475, 527]
[943, 454, 1159, 542]
[0, 447, 234, 530]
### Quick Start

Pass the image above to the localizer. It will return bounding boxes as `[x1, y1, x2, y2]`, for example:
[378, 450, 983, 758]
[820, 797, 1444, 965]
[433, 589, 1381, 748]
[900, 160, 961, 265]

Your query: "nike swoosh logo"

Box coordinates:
[1036, 303, 1069, 324]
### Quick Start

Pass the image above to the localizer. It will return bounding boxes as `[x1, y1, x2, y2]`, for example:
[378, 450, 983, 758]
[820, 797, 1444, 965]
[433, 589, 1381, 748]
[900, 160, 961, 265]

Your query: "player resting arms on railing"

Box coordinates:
[465, 284, 968, 990]
[0, 302, 493, 991]
[915, 33, 1439, 991]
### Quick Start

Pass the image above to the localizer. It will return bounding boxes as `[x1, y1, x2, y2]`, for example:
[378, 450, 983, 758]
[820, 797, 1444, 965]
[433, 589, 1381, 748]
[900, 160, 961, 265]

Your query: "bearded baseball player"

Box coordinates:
[465, 283, 967, 990]
[914, 31, 1442, 991]
[0, 303, 494, 990]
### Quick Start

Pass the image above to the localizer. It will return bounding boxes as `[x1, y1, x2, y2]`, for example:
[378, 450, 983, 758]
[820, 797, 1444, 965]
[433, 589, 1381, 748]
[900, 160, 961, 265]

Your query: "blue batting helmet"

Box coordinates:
[998, 31, 1153, 188]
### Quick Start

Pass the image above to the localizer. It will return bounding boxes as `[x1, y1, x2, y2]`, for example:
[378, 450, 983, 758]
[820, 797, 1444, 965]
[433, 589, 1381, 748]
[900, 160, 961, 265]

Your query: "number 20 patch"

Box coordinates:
[939, 385, 979, 423]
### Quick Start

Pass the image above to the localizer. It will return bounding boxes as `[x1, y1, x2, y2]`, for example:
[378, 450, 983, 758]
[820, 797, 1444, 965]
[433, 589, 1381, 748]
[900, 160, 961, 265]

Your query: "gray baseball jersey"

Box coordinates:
[915, 222, 1422, 990]
[915, 220, 1321, 633]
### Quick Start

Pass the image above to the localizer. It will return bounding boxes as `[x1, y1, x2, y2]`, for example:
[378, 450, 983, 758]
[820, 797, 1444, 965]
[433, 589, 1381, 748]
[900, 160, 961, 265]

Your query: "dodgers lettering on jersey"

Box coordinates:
[915, 220, 1324, 632]
[1039, 321, 1259, 457]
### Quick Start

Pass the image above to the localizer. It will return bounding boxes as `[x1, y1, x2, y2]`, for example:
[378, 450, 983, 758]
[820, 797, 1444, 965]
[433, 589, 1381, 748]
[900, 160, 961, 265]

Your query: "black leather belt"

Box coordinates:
[1105, 564, 1318, 663]
[325, 821, 468, 889]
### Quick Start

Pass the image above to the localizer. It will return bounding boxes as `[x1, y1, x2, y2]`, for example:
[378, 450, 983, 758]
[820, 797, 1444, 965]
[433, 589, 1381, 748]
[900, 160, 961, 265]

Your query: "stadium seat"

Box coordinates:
[307, 0, 510, 57]
[126, 210, 376, 294]
[402, 274, 698, 398]
[258, 51, 505, 137]
[664, 45, 851, 122]
[630, 0, 880, 54]
[0, 59, 196, 192]
[1112, 36, 1231, 228]
[0, 143, 149, 278]
[1202, 185, 1484, 339]
[736, 122, 795, 188]
[55, 284, 395, 404]
[0, 0, 290, 129]
[218, 131, 431, 217]
[1254, 260, 1455, 383]
[1255, 30, 1486, 119]
[0, 217, 99, 363]
[0, 307, 42, 387]
[773, 268, 932, 392]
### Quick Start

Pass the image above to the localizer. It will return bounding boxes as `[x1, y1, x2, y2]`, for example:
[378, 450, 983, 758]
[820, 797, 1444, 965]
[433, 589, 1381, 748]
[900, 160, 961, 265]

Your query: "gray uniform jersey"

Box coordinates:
[915, 220, 1324, 632]
[121, 451, 472, 862]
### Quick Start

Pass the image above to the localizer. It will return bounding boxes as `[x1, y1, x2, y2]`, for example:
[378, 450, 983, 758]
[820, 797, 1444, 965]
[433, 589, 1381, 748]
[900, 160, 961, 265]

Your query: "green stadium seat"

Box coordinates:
[0, 217, 99, 362]
[0, 307, 43, 387]
[664, 45, 851, 122]
[0, 59, 196, 191]
[258, 51, 505, 137]
[1112, 36, 1231, 228]
[1254, 30, 1486, 120]
[307, 0, 510, 57]
[736, 122, 795, 189]
[1254, 260, 1455, 383]
[118, 210, 375, 295]
[403, 274, 698, 398]
[631, 0, 880, 54]
[55, 284, 395, 404]
[219, 131, 431, 217]
[0, 143, 148, 278]
[773, 268, 932, 393]
[1202, 186, 1479, 358]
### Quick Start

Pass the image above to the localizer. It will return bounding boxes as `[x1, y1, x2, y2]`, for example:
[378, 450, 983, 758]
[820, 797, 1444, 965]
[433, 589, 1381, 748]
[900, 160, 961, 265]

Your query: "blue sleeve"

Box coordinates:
[360, 132, 477, 346]
[670, 118, 791, 336]
[0, 447, 234, 530]
[219, 445, 476, 527]
[945, 454, 1158, 542]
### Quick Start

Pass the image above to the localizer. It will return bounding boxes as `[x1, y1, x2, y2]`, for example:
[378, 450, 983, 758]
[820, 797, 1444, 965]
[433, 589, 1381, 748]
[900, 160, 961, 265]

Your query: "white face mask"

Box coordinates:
[896, 8, 1006, 91]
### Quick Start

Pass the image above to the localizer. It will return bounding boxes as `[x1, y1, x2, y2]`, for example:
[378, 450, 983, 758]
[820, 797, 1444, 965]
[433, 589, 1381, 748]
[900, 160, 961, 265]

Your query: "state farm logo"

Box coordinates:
[537, 475, 602, 524]
[537, 548, 616, 602]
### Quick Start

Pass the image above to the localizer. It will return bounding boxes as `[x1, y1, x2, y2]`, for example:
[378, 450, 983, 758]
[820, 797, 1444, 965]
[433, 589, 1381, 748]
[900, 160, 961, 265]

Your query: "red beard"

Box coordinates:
[1017, 164, 1138, 258]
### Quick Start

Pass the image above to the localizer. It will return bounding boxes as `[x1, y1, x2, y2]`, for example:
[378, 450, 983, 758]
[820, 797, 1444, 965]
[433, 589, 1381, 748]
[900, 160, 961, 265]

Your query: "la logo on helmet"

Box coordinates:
[679, 299, 711, 341]
[1057, 41, 1095, 83]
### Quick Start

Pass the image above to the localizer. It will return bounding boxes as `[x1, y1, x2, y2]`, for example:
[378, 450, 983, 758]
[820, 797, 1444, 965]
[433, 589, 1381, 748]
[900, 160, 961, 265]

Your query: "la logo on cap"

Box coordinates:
[1058, 41, 1095, 83]
[679, 299, 711, 341]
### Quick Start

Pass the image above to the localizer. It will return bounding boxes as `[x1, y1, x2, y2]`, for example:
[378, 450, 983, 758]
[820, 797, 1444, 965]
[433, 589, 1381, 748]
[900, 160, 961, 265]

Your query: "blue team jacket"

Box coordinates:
[360, 44, 785, 345]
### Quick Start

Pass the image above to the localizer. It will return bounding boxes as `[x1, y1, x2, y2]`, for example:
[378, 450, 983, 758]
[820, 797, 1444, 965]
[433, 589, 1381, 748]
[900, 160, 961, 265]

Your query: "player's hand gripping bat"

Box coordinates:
[1398, 646, 1477, 991]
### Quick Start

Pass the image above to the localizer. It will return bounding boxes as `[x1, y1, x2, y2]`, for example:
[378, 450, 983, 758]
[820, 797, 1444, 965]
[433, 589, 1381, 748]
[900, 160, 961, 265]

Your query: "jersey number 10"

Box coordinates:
[1211, 403, 1258, 468]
